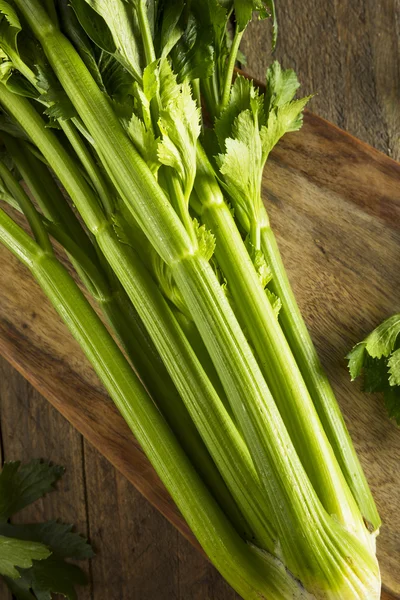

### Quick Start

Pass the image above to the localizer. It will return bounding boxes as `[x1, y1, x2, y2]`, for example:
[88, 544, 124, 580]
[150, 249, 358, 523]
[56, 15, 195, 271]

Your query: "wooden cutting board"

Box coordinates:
[0, 111, 399, 599]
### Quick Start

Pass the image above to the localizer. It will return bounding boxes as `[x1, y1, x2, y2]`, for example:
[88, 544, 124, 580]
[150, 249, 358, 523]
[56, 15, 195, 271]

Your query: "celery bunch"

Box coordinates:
[0, 1, 381, 598]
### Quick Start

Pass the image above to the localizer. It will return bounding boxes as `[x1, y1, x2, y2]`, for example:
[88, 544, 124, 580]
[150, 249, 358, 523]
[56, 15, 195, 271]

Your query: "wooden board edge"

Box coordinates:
[0, 318, 203, 557]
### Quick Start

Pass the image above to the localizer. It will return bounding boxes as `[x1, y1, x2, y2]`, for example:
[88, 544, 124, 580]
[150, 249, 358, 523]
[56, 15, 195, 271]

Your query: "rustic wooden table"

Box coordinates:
[0, 1, 398, 598]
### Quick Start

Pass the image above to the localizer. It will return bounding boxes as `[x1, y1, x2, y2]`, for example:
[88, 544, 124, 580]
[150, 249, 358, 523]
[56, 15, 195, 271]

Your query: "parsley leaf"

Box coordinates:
[0, 461, 93, 600]
[0, 461, 64, 523]
[0, 522, 93, 561]
[347, 313, 400, 424]
[0, 536, 50, 579]
[388, 348, 400, 386]
[22, 554, 88, 600]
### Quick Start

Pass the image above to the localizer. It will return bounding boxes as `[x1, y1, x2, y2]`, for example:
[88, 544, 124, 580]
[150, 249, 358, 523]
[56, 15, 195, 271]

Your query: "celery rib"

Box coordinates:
[0, 206, 307, 600]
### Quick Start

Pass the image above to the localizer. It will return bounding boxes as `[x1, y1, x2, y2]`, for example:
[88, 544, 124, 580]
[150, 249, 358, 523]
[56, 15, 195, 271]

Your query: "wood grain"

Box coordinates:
[0, 360, 236, 600]
[0, 357, 92, 600]
[0, 109, 399, 598]
[240, 0, 400, 161]
[1, 1, 399, 597]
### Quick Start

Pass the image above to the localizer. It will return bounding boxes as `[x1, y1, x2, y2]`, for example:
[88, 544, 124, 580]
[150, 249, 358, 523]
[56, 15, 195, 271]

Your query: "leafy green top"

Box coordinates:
[0, 460, 93, 600]
[215, 66, 311, 236]
[347, 314, 400, 424]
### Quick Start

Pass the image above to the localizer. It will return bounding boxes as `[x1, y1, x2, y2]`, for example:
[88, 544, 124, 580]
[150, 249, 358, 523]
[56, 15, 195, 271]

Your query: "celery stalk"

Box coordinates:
[0, 207, 308, 600]
[194, 145, 370, 544]
[0, 121, 249, 541]
[2, 1, 381, 595]
[0, 85, 275, 553]
[260, 218, 381, 532]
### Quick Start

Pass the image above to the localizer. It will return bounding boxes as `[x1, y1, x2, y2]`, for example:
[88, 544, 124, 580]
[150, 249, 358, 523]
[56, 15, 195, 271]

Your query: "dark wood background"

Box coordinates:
[0, 1, 399, 598]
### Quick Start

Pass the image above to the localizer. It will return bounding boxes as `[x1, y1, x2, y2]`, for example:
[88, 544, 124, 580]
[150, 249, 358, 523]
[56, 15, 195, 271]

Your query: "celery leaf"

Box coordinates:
[159, 0, 184, 58]
[347, 343, 366, 381]
[193, 218, 215, 262]
[71, 0, 143, 82]
[265, 61, 300, 111]
[127, 112, 160, 173]
[0, 523, 92, 598]
[0, 536, 50, 579]
[347, 314, 400, 424]
[384, 386, 400, 425]
[69, 0, 116, 55]
[0, 461, 64, 523]
[215, 68, 310, 229]
[0, 461, 93, 599]
[0, 0, 20, 52]
[245, 239, 281, 317]
[364, 313, 400, 358]
[234, 0, 271, 32]
[0, 522, 94, 561]
[151, 219, 215, 319]
[388, 348, 400, 386]
[170, 13, 214, 82]
[157, 61, 201, 201]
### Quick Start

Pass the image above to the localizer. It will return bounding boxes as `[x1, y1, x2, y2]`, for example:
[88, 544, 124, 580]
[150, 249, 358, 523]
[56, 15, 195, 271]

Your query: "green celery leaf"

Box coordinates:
[151, 251, 190, 318]
[346, 342, 366, 381]
[127, 112, 160, 174]
[3, 573, 35, 600]
[171, 13, 214, 82]
[157, 60, 201, 201]
[260, 95, 311, 159]
[131, 60, 159, 132]
[75, 0, 143, 82]
[69, 0, 116, 55]
[265, 61, 300, 112]
[0, 522, 94, 560]
[216, 104, 265, 223]
[35, 64, 77, 121]
[143, 59, 159, 103]
[245, 239, 281, 317]
[215, 75, 261, 147]
[245, 240, 272, 288]
[233, 0, 270, 32]
[364, 313, 400, 359]
[0, 60, 37, 97]
[384, 386, 400, 425]
[151, 219, 215, 319]
[0, 460, 64, 522]
[96, 50, 134, 102]
[388, 348, 400, 386]
[196, 0, 227, 40]
[363, 355, 389, 394]
[0, 0, 21, 54]
[188, 0, 230, 86]
[193, 218, 215, 261]
[265, 287, 281, 318]
[0, 536, 50, 579]
[23, 555, 87, 600]
[0, 0, 19, 29]
[348, 314, 400, 425]
[261, 62, 311, 158]
[61, 2, 135, 103]
[159, 0, 184, 59]
[215, 67, 308, 233]
[0, 3, 39, 100]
